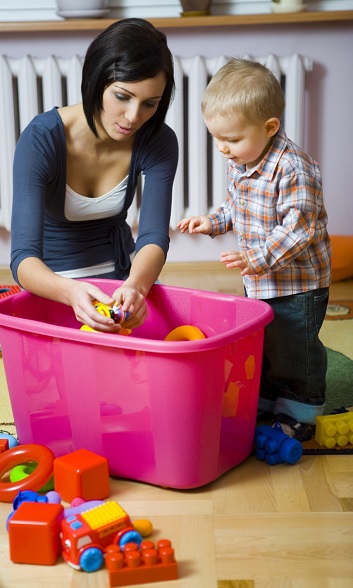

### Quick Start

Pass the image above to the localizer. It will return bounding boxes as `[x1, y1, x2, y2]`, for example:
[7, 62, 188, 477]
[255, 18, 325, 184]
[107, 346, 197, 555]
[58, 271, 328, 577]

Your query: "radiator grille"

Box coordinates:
[0, 53, 312, 231]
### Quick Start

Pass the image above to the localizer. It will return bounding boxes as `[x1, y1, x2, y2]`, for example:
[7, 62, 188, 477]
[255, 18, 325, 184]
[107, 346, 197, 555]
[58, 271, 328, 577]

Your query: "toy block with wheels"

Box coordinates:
[254, 424, 303, 465]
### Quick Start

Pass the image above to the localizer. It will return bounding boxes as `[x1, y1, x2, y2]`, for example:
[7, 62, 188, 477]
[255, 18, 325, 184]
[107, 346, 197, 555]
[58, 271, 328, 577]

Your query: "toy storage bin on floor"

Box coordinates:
[0, 280, 273, 489]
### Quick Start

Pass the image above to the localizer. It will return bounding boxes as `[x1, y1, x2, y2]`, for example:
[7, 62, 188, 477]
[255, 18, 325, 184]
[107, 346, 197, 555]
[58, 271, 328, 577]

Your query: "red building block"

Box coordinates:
[0, 438, 9, 454]
[53, 448, 110, 503]
[105, 539, 178, 586]
[8, 502, 63, 565]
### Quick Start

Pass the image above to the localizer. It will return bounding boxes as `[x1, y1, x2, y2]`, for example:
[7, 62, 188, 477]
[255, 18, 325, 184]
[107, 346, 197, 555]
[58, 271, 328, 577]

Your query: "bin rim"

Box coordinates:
[0, 282, 273, 354]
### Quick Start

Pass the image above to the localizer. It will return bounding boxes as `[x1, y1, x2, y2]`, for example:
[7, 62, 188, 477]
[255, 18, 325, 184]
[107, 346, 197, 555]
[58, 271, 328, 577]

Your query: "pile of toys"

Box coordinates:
[0, 438, 178, 586]
[1, 411, 352, 585]
[254, 411, 353, 465]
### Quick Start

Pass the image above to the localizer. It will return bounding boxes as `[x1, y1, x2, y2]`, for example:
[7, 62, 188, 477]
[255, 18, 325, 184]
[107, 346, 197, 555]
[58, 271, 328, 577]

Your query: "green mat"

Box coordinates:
[324, 347, 353, 415]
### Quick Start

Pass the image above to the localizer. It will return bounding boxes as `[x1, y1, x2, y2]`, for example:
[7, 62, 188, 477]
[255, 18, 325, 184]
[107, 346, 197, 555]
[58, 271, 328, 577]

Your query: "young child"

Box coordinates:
[178, 58, 331, 441]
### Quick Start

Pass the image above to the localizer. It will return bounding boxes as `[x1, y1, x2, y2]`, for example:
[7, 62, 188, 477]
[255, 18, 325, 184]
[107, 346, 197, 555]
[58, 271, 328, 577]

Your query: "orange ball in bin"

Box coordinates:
[164, 325, 205, 341]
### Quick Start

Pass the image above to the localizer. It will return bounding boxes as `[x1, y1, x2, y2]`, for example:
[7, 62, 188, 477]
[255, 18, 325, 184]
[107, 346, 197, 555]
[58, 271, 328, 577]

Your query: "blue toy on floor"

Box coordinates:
[254, 424, 303, 465]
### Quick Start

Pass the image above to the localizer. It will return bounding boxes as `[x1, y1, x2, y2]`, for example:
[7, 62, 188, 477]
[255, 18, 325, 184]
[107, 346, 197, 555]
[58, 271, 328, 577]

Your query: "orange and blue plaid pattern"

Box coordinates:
[209, 126, 331, 299]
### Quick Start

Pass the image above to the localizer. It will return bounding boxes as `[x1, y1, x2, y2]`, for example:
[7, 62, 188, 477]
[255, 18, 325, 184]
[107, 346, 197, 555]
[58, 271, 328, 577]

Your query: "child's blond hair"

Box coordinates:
[201, 58, 285, 125]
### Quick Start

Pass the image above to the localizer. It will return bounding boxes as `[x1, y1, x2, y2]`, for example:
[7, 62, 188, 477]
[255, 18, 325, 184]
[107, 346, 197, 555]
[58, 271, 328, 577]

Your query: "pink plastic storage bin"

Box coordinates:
[0, 280, 273, 489]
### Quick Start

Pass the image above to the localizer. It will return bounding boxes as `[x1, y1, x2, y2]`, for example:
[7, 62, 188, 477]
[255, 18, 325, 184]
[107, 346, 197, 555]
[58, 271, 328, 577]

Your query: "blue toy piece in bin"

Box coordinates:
[254, 424, 303, 465]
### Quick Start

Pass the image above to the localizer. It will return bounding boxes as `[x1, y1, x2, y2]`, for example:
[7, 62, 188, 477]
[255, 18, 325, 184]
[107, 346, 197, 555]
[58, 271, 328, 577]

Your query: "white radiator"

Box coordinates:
[0, 53, 312, 232]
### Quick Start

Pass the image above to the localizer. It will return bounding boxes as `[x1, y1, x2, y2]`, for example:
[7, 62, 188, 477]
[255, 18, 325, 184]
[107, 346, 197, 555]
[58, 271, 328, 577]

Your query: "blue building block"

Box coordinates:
[254, 424, 303, 465]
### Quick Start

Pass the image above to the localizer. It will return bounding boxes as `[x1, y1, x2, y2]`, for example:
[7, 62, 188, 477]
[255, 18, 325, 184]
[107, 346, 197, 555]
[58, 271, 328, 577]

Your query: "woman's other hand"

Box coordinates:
[111, 284, 147, 329]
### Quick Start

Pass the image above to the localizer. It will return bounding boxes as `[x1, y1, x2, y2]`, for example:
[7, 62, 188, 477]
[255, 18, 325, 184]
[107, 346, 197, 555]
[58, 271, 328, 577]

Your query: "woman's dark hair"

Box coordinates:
[81, 18, 175, 137]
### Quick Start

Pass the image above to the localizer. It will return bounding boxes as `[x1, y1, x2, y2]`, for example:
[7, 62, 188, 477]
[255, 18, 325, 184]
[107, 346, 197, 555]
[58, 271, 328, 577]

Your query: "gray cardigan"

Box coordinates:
[11, 107, 178, 282]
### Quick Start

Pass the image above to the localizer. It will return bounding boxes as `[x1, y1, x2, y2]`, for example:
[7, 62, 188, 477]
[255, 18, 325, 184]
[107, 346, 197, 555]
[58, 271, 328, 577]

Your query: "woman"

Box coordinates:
[11, 18, 178, 332]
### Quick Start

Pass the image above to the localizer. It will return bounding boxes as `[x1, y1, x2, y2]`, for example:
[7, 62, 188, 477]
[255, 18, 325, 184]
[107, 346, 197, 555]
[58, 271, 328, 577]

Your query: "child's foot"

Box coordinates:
[330, 406, 349, 414]
[272, 413, 314, 442]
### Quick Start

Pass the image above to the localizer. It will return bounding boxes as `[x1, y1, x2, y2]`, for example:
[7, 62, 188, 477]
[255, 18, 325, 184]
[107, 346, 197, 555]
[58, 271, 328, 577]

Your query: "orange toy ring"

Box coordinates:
[164, 325, 205, 341]
[0, 444, 55, 503]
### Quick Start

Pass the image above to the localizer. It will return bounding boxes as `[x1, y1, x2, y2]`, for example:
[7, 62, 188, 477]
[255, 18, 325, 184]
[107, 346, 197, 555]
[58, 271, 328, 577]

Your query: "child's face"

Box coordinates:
[204, 112, 276, 170]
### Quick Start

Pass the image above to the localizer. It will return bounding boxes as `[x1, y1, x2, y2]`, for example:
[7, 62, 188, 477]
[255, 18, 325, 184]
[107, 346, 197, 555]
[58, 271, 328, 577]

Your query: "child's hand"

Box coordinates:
[220, 250, 255, 276]
[177, 216, 212, 235]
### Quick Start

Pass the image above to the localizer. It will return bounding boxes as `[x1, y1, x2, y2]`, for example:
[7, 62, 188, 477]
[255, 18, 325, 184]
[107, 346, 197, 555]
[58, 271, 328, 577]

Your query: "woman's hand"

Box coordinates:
[66, 280, 122, 332]
[17, 258, 122, 333]
[111, 284, 147, 329]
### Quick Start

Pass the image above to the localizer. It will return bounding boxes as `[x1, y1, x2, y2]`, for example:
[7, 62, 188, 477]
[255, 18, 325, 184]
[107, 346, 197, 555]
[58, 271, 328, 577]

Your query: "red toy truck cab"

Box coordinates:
[61, 501, 142, 572]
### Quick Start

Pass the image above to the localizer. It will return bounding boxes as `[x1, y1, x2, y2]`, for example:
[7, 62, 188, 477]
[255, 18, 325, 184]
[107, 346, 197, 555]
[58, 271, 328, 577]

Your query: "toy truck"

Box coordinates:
[61, 500, 142, 572]
[254, 424, 303, 465]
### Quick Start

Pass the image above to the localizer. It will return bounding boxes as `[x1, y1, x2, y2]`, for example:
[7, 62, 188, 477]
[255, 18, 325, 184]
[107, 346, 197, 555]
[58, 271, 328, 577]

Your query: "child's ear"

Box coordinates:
[265, 118, 280, 137]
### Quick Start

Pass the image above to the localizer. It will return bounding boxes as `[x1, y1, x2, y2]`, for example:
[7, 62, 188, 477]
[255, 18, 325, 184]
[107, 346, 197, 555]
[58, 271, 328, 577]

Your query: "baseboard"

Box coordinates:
[161, 261, 231, 273]
[160, 261, 244, 295]
[0, 267, 15, 284]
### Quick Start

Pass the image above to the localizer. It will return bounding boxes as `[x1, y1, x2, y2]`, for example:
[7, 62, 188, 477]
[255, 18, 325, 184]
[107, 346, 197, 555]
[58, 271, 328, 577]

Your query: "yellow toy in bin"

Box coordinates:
[80, 300, 132, 335]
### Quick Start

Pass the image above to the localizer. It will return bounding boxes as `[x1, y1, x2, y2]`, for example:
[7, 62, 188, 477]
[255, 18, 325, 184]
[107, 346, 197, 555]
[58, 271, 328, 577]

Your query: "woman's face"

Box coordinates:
[98, 72, 166, 141]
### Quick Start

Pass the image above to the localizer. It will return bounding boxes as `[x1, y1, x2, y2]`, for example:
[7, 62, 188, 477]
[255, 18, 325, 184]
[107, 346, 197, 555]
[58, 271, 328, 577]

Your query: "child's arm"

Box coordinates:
[177, 216, 212, 235]
[220, 250, 255, 276]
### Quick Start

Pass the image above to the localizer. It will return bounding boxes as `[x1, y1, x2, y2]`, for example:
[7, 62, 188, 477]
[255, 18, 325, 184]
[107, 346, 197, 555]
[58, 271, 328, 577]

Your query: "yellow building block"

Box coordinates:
[82, 501, 127, 530]
[315, 412, 353, 449]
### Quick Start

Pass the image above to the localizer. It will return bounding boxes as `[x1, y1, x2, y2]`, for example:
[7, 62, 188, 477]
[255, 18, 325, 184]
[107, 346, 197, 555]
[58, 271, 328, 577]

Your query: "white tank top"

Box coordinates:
[64, 175, 128, 221]
[57, 176, 129, 278]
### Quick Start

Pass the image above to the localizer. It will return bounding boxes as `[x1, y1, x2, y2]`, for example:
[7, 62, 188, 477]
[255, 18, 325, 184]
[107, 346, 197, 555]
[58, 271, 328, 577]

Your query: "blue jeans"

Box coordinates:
[254, 287, 329, 425]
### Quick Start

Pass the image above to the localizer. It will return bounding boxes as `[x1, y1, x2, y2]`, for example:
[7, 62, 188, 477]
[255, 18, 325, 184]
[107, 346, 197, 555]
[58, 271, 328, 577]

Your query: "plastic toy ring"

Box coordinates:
[164, 325, 206, 341]
[10, 463, 54, 493]
[0, 444, 55, 502]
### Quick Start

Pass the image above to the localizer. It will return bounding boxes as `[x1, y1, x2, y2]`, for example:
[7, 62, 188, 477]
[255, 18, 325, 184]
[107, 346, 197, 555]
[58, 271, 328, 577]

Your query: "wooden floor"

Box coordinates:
[0, 264, 353, 588]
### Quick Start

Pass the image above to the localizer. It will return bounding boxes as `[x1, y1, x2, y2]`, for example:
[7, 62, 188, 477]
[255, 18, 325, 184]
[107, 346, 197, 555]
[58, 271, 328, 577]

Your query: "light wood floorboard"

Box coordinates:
[0, 264, 352, 587]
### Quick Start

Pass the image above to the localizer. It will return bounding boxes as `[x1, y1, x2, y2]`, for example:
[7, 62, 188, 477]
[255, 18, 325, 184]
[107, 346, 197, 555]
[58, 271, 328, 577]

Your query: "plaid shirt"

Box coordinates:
[208, 126, 331, 299]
